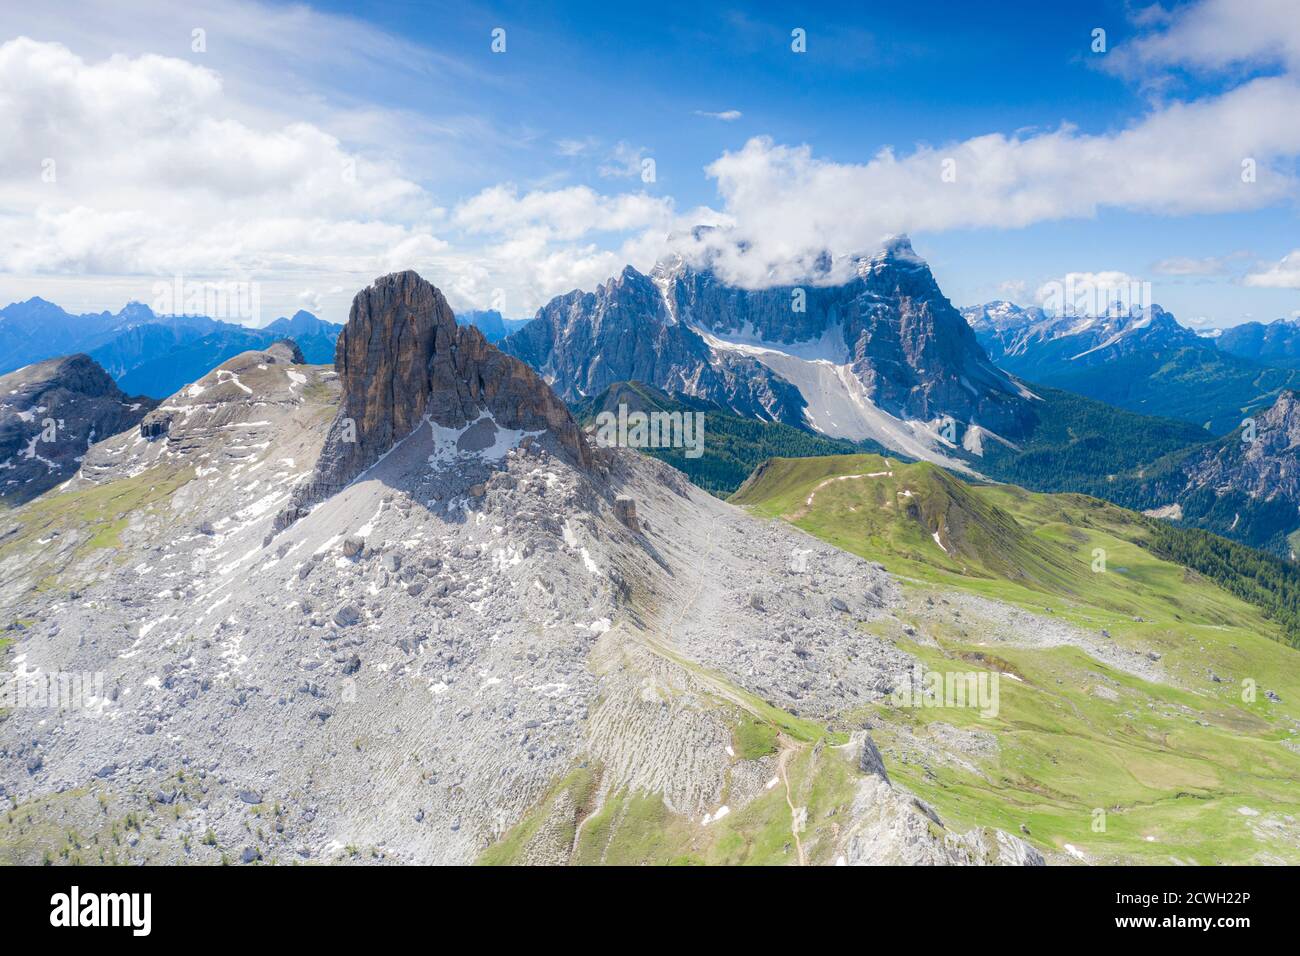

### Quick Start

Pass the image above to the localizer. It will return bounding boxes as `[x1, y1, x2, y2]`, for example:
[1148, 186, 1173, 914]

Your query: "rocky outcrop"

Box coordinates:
[503, 265, 808, 423]
[502, 236, 1035, 446]
[265, 338, 306, 364]
[1183, 390, 1300, 499]
[1122, 389, 1300, 555]
[139, 418, 169, 440]
[858, 733, 890, 784]
[279, 271, 588, 527]
[0, 354, 155, 504]
[613, 496, 639, 533]
[840, 752, 1043, 866]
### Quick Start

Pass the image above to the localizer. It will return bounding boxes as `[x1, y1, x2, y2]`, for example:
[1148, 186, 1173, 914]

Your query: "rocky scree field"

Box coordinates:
[0, 273, 1041, 866]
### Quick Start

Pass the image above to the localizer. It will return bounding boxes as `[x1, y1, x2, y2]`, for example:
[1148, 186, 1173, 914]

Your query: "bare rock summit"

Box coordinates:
[279, 270, 589, 527]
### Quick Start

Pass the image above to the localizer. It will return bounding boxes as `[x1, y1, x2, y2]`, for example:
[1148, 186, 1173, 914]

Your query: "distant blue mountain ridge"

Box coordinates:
[0, 297, 532, 397]
[455, 308, 532, 343]
[0, 297, 344, 397]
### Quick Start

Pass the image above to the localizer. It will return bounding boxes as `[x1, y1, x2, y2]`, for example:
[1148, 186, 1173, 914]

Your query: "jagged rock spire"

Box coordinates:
[277, 271, 588, 529]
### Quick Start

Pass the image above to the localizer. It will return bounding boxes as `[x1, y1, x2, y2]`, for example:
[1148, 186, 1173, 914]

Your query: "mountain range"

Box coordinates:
[7, 237, 1295, 558]
[963, 300, 1300, 434]
[0, 271, 1055, 866]
[1103, 389, 1300, 557]
[1217, 317, 1300, 370]
[0, 298, 344, 398]
[492, 239, 1300, 557]
[504, 237, 1041, 473]
[5, 269, 1300, 865]
[0, 297, 534, 399]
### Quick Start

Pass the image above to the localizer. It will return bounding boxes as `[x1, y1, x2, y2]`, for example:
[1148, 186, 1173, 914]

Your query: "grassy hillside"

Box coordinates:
[734, 453, 1300, 645]
[732, 454, 1300, 863]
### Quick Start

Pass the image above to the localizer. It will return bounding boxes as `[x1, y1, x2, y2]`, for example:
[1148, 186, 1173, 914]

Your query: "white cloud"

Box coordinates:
[4, 0, 1300, 323]
[1151, 255, 1232, 276]
[296, 289, 322, 314]
[1110, 0, 1300, 76]
[996, 279, 1030, 303]
[452, 185, 673, 242]
[598, 141, 650, 179]
[0, 38, 443, 282]
[1244, 250, 1300, 288]
[555, 138, 595, 156]
[1035, 271, 1142, 294]
[695, 109, 743, 121]
[677, 70, 1300, 288]
[1033, 271, 1150, 315]
[431, 184, 681, 314]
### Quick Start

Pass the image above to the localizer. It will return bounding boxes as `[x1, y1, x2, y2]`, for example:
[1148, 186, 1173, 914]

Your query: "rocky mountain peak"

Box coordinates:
[853, 234, 929, 278]
[605, 264, 666, 313]
[504, 237, 1037, 465]
[1172, 387, 1300, 543]
[878, 233, 922, 262]
[279, 271, 588, 527]
[265, 338, 306, 364]
[961, 301, 1049, 333]
[39, 353, 121, 396]
[114, 301, 157, 326]
[1255, 388, 1300, 437]
[265, 309, 335, 335]
[0, 353, 155, 504]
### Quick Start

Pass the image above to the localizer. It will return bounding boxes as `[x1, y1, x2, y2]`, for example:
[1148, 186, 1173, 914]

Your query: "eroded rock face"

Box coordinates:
[280, 271, 588, 526]
[1183, 390, 1300, 500]
[265, 338, 306, 365]
[0, 354, 156, 504]
[502, 237, 1034, 441]
[503, 265, 809, 423]
[1128, 388, 1300, 555]
[613, 496, 639, 533]
[841, 767, 1044, 866]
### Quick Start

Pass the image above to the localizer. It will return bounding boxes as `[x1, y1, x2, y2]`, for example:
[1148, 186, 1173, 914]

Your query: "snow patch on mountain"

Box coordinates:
[693, 324, 979, 473]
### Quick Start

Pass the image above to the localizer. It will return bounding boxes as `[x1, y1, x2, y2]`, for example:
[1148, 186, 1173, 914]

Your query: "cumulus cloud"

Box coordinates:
[996, 279, 1030, 303]
[1245, 250, 1300, 288]
[0, 38, 441, 281]
[296, 289, 322, 313]
[667, 2, 1300, 288]
[427, 184, 685, 314]
[1033, 271, 1151, 315]
[1108, 0, 1300, 76]
[688, 70, 1300, 285]
[6, 0, 1300, 320]
[452, 185, 673, 241]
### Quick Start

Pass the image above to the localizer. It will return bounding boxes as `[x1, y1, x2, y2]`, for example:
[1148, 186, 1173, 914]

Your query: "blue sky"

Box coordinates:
[0, 0, 1297, 327]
